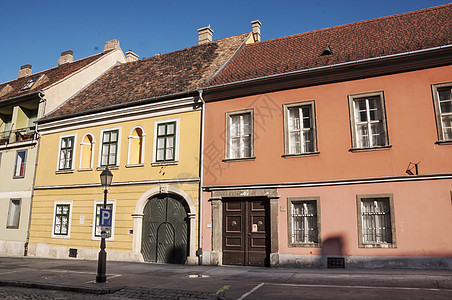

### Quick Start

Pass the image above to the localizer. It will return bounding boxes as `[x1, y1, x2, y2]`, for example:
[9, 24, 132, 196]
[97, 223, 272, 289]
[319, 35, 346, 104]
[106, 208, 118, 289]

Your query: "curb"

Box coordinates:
[0, 280, 120, 295]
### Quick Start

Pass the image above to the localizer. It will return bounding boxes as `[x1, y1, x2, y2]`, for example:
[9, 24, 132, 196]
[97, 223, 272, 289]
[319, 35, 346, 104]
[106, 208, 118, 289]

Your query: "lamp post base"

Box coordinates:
[96, 237, 107, 283]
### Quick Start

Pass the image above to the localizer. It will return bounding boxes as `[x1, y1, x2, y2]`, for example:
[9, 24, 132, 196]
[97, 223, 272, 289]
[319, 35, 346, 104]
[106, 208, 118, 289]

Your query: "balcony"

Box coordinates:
[0, 127, 36, 146]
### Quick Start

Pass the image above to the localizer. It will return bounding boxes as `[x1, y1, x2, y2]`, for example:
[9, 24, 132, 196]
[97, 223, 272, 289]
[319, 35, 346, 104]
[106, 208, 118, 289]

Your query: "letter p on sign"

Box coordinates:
[100, 209, 112, 227]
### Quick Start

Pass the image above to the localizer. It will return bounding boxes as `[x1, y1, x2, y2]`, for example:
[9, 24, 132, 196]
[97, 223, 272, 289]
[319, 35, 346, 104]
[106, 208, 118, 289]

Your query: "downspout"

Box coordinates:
[197, 89, 206, 265]
[24, 91, 45, 256]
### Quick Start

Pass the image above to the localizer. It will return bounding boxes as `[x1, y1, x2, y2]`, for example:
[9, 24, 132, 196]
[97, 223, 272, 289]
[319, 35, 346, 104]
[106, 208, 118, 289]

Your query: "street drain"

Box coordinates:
[187, 274, 210, 278]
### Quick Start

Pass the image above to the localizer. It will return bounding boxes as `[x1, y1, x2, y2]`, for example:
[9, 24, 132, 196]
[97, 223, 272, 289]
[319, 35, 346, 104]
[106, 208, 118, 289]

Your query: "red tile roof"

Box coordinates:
[0, 51, 110, 103]
[208, 4, 452, 86]
[45, 33, 250, 119]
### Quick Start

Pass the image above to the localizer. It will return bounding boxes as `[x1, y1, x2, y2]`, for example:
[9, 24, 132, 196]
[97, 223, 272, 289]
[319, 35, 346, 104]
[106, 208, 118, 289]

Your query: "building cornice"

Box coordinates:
[37, 96, 199, 135]
[204, 173, 452, 191]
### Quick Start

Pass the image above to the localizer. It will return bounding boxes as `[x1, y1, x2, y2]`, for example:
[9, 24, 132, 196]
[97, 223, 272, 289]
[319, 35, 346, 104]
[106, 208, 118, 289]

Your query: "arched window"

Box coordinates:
[128, 126, 145, 166]
[79, 134, 94, 170]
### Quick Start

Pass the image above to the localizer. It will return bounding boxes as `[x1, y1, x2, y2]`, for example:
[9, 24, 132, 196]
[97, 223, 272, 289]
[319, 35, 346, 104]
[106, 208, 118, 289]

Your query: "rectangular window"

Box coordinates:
[156, 122, 176, 162]
[432, 83, 452, 143]
[349, 92, 389, 150]
[226, 110, 254, 159]
[53, 203, 71, 236]
[284, 101, 318, 155]
[14, 150, 27, 178]
[288, 197, 320, 247]
[101, 130, 119, 166]
[58, 136, 74, 170]
[7, 199, 21, 229]
[357, 194, 396, 248]
[94, 203, 114, 238]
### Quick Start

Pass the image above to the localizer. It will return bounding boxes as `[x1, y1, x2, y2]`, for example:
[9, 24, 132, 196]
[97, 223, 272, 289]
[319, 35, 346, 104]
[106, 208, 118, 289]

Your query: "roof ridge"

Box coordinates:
[134, 32, 251, 64]
[0, 50, 110, 85]
[245, 3, 451, 47]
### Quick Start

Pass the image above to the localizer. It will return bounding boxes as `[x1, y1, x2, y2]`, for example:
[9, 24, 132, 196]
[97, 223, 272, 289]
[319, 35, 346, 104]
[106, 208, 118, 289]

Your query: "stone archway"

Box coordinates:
[132, 184, 197, 264]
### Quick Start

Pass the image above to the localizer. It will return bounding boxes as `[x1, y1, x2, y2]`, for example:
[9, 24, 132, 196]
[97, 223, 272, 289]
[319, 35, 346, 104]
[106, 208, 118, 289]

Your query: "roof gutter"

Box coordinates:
[0, 91, 42, 108]
[203, 44, 452, 92]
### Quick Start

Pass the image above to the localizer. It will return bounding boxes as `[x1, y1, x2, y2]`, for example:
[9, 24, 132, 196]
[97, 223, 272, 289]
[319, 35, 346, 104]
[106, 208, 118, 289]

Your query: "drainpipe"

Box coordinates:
[197, 89, 206, 265]
[24, 91, 45, 256]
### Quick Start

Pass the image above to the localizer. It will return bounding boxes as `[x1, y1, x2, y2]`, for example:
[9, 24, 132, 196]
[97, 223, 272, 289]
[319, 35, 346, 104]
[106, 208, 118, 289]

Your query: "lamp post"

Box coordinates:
[96, 166, 113, 283]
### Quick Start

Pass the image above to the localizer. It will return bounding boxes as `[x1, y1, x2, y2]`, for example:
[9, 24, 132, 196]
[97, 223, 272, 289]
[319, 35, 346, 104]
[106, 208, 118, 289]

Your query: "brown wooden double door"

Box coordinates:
[223, 198, 269, 267]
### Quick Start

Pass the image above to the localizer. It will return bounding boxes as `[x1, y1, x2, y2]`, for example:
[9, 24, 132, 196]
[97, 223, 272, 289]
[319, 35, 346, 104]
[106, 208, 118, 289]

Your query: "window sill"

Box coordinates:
[359, 243, 396, 248]
[126, 163, 144, 168]
[97, 166, 119, 171]
[223, 156, 256, 162]
[349, 145, 392, 153]
[51, 235, 71, 239]
[56, 169, 74, 174]
[13, 176, 25, 179]
[435, 140, 452, 145]
[282, 152, 320, 158]
[289, 242, 321, 248]
[152, 161, 179, 167]
[77, 168, 93, 172]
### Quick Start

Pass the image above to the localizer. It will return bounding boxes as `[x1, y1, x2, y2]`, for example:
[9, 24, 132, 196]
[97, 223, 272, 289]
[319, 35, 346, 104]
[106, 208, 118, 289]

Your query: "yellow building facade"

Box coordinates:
[29, 98, 202, 264]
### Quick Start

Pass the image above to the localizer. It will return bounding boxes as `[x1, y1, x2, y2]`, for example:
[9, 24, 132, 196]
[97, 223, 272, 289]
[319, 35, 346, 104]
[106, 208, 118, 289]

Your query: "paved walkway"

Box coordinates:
[0, 256, 451, 299]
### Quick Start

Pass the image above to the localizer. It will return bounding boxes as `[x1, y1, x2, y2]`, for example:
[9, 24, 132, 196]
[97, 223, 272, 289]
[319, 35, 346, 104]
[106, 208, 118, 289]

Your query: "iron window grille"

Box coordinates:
[291, 200, 319, 244]
[54, 204, 70, 236]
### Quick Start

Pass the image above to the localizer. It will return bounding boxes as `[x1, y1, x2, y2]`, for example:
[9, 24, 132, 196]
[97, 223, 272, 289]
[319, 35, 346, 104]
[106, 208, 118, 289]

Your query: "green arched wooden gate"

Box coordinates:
[141, 194, 189, 264]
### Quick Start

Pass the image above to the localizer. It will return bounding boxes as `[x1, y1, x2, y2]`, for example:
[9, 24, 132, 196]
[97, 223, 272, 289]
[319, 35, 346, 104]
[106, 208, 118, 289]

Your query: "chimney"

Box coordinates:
[251, 20, 262, 42]
[58, 50, 74, 65]
[126, 50, 139, 62]
[104, 39, 120, 52]
[18, 64, 32, 78]
[197, 26, 213, 45]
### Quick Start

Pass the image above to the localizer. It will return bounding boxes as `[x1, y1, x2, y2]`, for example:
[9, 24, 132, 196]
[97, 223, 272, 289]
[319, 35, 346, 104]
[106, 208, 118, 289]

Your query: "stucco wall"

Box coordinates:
[203, 65, 452, 186]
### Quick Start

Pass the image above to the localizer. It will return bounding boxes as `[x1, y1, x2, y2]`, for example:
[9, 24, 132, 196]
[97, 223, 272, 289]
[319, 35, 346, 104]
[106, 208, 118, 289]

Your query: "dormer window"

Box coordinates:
[320, 46, 332, 56]
[21, 75, 40, 90]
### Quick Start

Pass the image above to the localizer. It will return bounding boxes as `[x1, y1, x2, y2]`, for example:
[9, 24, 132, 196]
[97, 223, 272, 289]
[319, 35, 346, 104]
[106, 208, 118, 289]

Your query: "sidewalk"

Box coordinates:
[0, 256, 451, 299]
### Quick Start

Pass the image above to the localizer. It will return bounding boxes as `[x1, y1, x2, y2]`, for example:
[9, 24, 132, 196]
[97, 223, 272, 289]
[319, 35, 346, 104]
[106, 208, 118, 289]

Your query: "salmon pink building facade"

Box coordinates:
[200, 4, 452, 269]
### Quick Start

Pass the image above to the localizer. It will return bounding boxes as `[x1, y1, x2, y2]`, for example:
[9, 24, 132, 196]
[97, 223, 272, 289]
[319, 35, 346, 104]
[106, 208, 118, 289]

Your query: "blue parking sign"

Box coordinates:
[99, 209, 112, 227]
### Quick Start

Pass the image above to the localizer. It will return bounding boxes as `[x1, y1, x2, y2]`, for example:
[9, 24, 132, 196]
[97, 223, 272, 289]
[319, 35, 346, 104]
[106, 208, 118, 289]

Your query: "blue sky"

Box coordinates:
[0, 0, 450, 84]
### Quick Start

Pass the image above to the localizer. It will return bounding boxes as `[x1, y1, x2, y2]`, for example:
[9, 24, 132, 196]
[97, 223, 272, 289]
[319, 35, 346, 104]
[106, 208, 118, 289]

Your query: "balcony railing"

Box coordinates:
[0, 127, 36, 145]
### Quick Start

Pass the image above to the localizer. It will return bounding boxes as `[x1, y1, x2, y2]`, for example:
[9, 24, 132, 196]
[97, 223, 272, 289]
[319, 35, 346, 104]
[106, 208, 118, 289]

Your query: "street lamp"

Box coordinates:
[96, 166, 113, 283]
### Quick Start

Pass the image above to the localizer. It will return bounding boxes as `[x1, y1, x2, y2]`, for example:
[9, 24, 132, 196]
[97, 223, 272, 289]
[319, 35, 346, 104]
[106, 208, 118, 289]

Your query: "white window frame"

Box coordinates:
[6, 198, 21, 229]
[92, 199, 116, 241]
[431, 82, 452, 144]
[283, 100, 318, 156]
[98, 127, 121, 168]
[57, 134, 77, 171]
[127, 126, 146, 166]
[225, 109, 254, 160]
[13, 150, 27, 178]
[51, 201, 73, 239]
[287, 197, 321, 247]
[152, 118, 180, 165]
[78, 133, 95, 171]
[356, 194, 396, 248]
[348, 91, 390, 151]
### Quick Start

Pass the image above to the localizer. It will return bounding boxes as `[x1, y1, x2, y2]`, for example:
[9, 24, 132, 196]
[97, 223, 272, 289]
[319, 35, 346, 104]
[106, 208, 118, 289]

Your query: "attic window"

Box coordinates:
[321, 46, 332, 56]
[21, 75, 41, 90]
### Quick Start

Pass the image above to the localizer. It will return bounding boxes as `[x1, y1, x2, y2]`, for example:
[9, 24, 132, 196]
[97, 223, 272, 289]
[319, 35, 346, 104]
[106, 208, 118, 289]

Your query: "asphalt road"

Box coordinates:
[0, 256, 451, 299]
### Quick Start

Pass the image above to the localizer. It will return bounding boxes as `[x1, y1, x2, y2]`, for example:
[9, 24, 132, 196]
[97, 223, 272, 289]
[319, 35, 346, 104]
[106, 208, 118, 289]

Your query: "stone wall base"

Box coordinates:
[27, 243, 143, 262]
[0, 240, 26, 256]
[275, 254, 452, 270]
